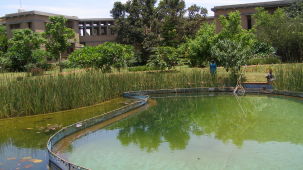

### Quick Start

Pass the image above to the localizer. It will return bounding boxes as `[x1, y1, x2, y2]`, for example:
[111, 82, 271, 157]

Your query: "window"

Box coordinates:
[247, 15, 252, 30]
[10, 24, 20, 30]
[28, 22, 32, 29]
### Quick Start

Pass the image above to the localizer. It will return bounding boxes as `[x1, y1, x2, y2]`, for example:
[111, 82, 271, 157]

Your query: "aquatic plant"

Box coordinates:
[0, 70, 228, 118]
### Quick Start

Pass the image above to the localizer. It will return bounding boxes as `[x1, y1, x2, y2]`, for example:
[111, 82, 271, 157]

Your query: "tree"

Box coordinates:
[44, 16, 75, 72]
[179, 23, 217, 67]
[254, 8, 303, 62]
[184, 4, 208, 38]
[6, 29, 45, 71]
[157, 0, 186, 47]
[211, 39, 252, 75]
[210, 11, 257, 82]
[286, 0, 303, 18]
[111, 0, 159, 64]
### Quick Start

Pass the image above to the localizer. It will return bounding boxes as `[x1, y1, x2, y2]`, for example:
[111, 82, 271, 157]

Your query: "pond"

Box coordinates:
[57, 93, 303, 170]
[0, 98, 132, 170]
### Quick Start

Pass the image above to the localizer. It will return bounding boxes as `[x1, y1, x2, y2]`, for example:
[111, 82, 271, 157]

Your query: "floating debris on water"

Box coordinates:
[7, 157, 17, 160]
[23, 164, 33, 168]
[29, 159, 43, 164]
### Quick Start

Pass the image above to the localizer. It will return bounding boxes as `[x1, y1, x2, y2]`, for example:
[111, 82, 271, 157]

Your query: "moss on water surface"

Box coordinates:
[0, 97, 132, 170]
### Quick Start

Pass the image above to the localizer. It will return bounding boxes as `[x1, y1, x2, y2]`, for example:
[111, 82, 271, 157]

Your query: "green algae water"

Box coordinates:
[58, 94, 303, 170]
[0, 98, 132, 170]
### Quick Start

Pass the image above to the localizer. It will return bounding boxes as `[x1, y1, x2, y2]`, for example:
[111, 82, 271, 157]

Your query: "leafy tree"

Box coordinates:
[211, 39, 252, 74]
[253, 8, 303, 62]
[214, 11, 256, 70]
[184, 4, 208, 38]
[69, 42, 134, 72]
[111, 0, 159, 64]
[6, 29, 44, 71]
[157, 0, 186, 47]
[44, 16, 75, 72]
[0, 25, 8, 53]
[286, 0, 303, 18]
[147, 46, 178, 70]
[179, 23, 217, 67]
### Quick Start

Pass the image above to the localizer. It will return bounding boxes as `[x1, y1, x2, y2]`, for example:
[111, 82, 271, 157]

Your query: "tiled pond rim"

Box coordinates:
[47, 87, 303, 170]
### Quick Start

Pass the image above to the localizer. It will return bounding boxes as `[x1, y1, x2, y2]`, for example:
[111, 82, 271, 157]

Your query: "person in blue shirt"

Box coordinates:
[210, 60, 217, 75]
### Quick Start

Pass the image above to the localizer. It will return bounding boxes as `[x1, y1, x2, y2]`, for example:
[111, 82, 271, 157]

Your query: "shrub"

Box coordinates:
[6, 29, 45, 71]
[69, 42, 135, 72]
[128, 65, 158, 72]
[147, 46, 179, 70]
[247, 55, 282, 65]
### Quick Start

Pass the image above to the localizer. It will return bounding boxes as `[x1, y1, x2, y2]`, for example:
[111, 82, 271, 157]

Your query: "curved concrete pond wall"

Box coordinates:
[47, 87, 303, 170]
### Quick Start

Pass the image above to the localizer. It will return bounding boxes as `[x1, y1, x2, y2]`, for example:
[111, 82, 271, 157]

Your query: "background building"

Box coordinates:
[0, 0, 294, 50]
[212, 0, 293, 32]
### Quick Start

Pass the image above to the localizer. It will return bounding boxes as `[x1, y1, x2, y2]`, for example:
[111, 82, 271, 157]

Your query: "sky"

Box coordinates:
[0, 0, 279, 18]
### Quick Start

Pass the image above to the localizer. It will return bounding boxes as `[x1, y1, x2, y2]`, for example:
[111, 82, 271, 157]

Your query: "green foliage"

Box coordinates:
[111, 0, 159, 64]
[211, 39, 252, 74]
[6, 29, 45, 72]
[44, 16, 75, 58]
[69, 42, 135, 72]
[111, 0, 206, 63]
[158, 0, 186, 47]
[247, 55, 282, 65]
[253, 8, 303, 62]
[147, 46, 179, 70]
[128, 65, 158, 72]
[0, 53, 12, 71]
[179, 23, 216, 67]
[44, 16, 75, 72]
[184, 4, 208, 39]
[0, 25, 8, 53]
[286, 0, 303, 18]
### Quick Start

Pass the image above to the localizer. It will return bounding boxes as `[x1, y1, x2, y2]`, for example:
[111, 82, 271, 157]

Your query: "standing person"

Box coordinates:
[210, 60, 217, 75]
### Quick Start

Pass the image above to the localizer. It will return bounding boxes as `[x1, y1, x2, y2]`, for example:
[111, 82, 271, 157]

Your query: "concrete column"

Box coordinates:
[83, 22, 86, 36]
[106, 22, 109, 35]
[91, 22, 94, 36]
[98, 22, 101, 36]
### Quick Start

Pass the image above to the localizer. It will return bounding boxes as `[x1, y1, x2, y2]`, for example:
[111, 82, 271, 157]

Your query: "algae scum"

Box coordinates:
[0, 98, 131, 170]
[58, 94, 303, 170]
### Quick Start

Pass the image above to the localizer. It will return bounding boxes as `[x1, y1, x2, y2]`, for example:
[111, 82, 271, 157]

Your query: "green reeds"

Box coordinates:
[0, 70, 229, 118]
[274, 64, 303, 92]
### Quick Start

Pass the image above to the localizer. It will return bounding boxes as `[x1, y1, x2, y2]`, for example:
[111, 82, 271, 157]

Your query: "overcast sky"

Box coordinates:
[0, 0, 279, 18]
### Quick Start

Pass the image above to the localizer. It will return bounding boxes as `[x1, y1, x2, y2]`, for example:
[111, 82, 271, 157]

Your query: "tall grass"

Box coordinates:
[0, 70, 230, 118]
[274, 64, 303, 92]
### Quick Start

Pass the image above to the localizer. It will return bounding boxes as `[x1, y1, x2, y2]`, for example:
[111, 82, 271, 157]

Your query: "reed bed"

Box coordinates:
[274, 64, 303, 92]
[0, 70, 230, 118]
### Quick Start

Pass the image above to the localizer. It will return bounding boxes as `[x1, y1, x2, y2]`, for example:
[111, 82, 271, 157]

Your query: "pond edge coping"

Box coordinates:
[47, 87, 303, 170]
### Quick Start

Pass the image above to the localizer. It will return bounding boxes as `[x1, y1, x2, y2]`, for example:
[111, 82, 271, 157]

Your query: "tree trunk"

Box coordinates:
[59, 52, 63, 72]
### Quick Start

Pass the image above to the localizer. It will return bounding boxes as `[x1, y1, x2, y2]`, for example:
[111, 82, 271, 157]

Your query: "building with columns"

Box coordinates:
[0, 0, 295, 51]
[0, 10, 117, 53]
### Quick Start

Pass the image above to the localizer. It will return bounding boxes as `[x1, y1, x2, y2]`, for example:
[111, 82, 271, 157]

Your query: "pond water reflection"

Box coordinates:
[59, 94, 303, 170]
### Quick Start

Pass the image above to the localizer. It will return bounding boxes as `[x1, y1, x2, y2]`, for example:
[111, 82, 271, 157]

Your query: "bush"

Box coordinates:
[128, 65, 158, 72]
[59, 60, 77, 69]
[0, 53, 12, 72]
[69, 42, 135, 72]
[247, 55, 282, 65]
[25, 63, 44, 76]
[147, 46, 179, 70]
